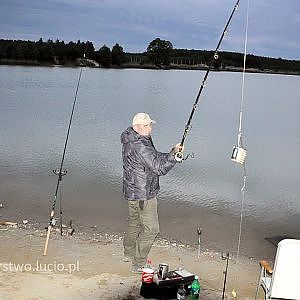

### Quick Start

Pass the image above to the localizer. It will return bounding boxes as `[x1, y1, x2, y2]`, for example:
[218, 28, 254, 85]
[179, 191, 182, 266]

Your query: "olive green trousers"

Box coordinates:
[123, 197, 159, 267]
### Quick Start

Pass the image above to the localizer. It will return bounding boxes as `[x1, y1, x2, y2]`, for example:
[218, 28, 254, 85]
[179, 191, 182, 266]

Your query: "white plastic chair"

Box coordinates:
[255, 239, 300, 300]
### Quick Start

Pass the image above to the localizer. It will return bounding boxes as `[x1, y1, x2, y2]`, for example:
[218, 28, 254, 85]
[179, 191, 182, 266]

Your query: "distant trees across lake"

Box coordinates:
[0, 38, 299, 74]
[0, 38, 126, 67]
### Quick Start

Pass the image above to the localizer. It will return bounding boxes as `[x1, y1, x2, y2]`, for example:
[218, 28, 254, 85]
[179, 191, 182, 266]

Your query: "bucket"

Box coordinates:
[142, 268, 154, 283]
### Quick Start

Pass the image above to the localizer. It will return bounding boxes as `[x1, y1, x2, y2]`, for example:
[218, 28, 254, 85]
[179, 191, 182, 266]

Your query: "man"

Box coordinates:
[121, 112, 182, 272]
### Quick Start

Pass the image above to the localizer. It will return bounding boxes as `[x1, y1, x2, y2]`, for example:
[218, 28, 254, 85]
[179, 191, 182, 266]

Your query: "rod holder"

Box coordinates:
[231, 146, 247, 164]
[221, 252, 230, 300]
[197, 227, 202, 259]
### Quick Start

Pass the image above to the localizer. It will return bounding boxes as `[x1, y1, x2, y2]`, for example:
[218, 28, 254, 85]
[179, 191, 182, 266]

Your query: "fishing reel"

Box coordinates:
[53, 169, 68, 181]
[175, 151, 184, 162]
[53, 169, 67, 176]
[174, 151, 194, 162]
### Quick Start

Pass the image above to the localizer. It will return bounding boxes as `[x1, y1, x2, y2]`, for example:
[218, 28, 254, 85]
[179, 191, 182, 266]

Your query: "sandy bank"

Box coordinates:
[0, 222, 268, 299]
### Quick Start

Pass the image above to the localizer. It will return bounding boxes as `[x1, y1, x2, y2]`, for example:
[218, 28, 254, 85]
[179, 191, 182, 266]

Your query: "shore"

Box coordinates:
[1, 59, 299, 76]
[0, 151, 285, 299]
[0, 177, 281, 261]
[0, 221, 267, 299]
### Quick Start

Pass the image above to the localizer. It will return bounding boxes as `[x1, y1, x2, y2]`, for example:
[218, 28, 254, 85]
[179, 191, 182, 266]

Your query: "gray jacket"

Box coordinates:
[121, 127, 176, 200]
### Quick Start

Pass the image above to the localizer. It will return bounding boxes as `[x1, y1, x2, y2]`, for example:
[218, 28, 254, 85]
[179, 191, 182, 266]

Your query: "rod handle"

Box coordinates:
[43, 225, 52, 256]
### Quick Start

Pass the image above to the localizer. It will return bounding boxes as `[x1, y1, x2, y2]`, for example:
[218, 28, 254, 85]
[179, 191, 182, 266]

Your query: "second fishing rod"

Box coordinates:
[43, 59, 84, 256]
[174, 0, 241, 162]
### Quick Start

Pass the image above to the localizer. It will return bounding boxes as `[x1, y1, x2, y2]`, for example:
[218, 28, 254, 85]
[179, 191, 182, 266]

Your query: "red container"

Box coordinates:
[142, 268, 154, 283]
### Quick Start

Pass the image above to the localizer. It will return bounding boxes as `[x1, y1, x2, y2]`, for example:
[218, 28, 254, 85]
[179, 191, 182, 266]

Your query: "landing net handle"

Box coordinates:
[175, 0, 241, 162]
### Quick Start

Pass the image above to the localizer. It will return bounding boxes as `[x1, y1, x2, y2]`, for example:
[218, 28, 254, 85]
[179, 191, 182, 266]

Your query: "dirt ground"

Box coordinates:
[0, 223, 267, 299]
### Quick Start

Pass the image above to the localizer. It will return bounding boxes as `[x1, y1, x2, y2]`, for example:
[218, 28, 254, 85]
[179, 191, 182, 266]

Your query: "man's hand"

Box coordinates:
[174, 143, 184, 153]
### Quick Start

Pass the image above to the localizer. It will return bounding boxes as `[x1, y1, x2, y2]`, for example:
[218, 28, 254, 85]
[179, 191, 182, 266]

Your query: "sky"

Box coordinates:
[0, 0, 299, 60]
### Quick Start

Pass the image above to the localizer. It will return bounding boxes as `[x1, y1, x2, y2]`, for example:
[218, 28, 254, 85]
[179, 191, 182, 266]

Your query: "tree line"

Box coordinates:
[0, 38, 126, 67]
[0, 38, 299, 74]
[144, 38, 300, 73]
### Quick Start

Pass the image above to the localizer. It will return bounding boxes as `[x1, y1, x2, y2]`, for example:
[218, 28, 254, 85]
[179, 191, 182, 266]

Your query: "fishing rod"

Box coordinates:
[43, 57, 84, 256]
[174, 0, 241, 162]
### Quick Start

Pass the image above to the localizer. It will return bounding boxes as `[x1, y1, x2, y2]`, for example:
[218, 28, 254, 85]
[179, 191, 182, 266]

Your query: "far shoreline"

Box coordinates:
[1, 58, 300, 77]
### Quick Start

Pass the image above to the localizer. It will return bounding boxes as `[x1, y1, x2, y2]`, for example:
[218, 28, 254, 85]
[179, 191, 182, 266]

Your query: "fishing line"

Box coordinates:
[234, 0, 249, 266]
[231, 0, 250, 297]
[43, 60, 84, 256]
[175, 0, 241, 162]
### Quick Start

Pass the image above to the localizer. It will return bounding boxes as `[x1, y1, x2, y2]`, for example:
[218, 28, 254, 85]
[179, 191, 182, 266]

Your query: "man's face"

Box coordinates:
[134, 123, 153, 136]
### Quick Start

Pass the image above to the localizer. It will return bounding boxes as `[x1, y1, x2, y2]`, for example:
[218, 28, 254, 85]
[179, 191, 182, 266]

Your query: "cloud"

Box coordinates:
[0, 0, 299, 59]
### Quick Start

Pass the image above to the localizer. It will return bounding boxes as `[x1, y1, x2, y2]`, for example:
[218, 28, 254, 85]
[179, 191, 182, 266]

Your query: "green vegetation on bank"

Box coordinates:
[0, 38, 299, 74]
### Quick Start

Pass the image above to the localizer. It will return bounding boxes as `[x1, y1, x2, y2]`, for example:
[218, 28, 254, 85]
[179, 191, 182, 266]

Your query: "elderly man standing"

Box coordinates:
[121, 112, 182, 272]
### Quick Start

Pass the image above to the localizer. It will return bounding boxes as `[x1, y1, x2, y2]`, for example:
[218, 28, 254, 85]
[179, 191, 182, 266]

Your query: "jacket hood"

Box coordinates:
[121, 127, 147, 144]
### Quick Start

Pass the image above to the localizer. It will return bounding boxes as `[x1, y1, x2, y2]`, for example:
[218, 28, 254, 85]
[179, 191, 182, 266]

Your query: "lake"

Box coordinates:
[0, 65, 299, 258]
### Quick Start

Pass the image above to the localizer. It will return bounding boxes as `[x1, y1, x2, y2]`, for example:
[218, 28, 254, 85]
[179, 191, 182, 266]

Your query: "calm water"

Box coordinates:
[0, 65, 299, 256]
